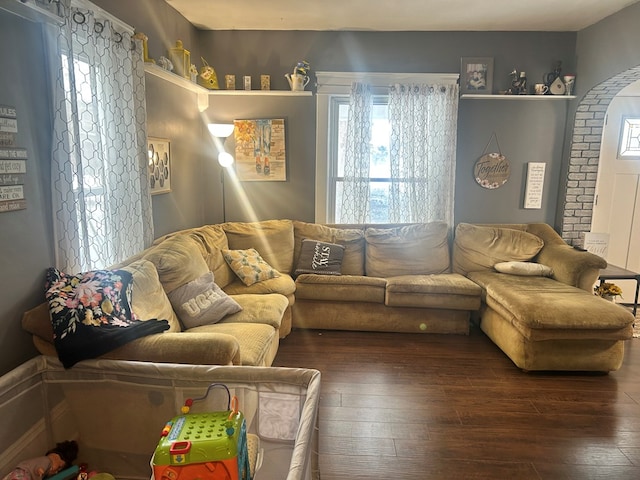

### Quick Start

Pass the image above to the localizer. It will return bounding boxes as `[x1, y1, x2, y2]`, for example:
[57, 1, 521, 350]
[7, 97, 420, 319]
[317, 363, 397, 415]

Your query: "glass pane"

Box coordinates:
[370, 104, 390, 178]
[619, 117, 640, 158]
[369, 182, 390, 223]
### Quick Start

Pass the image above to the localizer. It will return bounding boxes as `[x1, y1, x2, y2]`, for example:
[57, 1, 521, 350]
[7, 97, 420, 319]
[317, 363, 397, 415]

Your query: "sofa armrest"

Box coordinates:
[536, 244, 607, 291]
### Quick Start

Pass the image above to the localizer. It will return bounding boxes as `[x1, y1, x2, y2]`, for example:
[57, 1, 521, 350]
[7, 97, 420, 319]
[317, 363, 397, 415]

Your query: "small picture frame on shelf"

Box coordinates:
[460, 57, 494, 95]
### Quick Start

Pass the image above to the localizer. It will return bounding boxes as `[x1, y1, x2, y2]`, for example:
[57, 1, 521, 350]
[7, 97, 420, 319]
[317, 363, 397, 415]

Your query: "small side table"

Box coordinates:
[597, 264, 640, 316]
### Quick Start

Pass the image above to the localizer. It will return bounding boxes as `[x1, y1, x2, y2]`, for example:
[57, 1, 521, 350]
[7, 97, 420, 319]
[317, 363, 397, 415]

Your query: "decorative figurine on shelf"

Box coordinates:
[544, 60, 567, 95]
[507, 69, 527, 95]
[168, 40, 191, 79]
[157, 56, 173, 72]
[285, 60, 311, 91]
[544, 60, 563, 86]
[132, 32, 154, 64]
[189, 64, 198, 83]
[2, 440, 78, 480]
[198, 57, 219, 90]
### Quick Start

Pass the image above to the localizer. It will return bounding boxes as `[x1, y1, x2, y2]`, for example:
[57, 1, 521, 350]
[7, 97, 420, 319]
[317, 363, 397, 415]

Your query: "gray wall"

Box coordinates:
[0, 0, 638, 375]
[197, 30, 577, 225]
[0, 13, 55, 374]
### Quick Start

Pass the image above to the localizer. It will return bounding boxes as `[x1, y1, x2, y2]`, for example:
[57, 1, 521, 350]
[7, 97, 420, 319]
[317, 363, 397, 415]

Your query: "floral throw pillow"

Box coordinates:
[45, 267, 169, 368]
[222, 248, 281, 286]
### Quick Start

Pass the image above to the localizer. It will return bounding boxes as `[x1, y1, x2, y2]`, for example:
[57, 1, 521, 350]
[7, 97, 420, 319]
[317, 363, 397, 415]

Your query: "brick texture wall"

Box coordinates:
[560, 65, 640, 245]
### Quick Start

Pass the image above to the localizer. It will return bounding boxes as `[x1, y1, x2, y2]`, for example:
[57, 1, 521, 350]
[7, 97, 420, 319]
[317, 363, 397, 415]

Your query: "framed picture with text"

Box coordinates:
[460, 57, 494, 95]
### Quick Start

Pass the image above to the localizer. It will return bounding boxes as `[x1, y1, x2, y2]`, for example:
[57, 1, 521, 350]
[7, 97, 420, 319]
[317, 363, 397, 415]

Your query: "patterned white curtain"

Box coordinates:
[388, 84, 459, 225]
[48, 0, 153, 273]
[338, 82, 372, 223]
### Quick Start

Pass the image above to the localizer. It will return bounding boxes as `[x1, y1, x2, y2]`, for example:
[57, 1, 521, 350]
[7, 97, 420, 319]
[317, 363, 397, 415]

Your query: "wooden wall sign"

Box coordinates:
[0, 105, 26, 213]
[474, 153, 510, 189]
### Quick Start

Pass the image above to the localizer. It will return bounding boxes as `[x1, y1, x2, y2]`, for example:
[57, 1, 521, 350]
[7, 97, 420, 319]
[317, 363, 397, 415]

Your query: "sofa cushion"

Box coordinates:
[293, 221, 365, 275]
[186, 322, 278, 366]
[142, 234, 209, 294]
[494, 261, 553, 277]
[168, 272, 243, 329]
[121, 259, 181, 332]
[385, 274, 482, 310]
[452, 223, 544, 275]
[220, 293, 289, 330]
[223, 219, 294, 273]
[223, 248, 281, 286]
[365, 222, 450, 277]
[294, 239, 345, 277]
[185, 225, 235, 289]
[223, 274, 296, 297]
[295, 274, 386, 303]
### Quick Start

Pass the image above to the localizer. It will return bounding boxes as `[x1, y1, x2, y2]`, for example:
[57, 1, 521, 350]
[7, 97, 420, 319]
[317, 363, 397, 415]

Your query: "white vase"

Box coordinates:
[602, 294, 615, 303]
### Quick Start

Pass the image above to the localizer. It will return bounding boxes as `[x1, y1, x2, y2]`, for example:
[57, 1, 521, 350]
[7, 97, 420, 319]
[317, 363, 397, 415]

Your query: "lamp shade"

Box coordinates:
[208, 123, 235, 138]
[218, 151, 234, 168]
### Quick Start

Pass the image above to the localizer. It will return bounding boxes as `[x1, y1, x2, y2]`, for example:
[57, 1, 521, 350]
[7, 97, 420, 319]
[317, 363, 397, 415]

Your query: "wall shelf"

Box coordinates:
[144, 63, 312, 111]
[461, 94, 576, 100]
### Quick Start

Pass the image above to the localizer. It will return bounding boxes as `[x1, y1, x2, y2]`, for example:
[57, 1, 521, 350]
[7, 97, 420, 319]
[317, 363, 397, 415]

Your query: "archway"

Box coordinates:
[559, 65, 640, 244]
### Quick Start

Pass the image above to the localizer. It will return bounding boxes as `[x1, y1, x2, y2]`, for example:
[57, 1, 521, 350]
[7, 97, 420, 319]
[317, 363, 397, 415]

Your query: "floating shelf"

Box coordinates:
[144, 63, 312, 111]
[461, 94, 576, 100]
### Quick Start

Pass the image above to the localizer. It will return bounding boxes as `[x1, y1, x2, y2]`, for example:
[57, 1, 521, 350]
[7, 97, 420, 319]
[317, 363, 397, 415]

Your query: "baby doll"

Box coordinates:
[2, 441, 78, 480]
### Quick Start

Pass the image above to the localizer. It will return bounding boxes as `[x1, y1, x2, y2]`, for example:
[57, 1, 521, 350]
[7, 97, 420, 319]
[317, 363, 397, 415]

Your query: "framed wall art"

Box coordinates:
[147, 137, 171, 194]
[460, 57, 494, 95]
[233, 118, 286, 181]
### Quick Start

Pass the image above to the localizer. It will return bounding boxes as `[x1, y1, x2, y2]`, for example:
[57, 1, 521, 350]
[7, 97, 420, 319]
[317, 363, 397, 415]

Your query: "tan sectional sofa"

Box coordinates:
[22, 219, 635, 372]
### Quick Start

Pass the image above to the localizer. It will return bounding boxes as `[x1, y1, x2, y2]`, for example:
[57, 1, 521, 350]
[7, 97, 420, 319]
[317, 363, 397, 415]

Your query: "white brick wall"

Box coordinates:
[560, 65, 640, 245]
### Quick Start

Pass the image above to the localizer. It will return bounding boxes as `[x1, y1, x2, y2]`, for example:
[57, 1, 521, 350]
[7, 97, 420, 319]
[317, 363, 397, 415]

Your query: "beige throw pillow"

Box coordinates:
[494, 261, 554, 277]
[453, 223, 544, 275]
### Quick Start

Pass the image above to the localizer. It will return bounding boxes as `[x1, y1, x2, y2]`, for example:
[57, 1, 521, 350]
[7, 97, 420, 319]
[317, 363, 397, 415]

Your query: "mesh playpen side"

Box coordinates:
[0, 356, 320, 480]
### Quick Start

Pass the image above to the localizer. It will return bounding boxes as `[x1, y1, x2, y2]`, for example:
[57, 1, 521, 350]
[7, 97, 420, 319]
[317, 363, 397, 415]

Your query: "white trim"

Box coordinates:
[316, 71, 459, 95]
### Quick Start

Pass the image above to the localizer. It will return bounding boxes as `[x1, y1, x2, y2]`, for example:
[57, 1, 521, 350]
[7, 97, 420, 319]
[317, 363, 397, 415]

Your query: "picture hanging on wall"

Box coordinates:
[233, 118, 286, 181]
[460, 57, 494, 95]
[147, 137, 171, 194]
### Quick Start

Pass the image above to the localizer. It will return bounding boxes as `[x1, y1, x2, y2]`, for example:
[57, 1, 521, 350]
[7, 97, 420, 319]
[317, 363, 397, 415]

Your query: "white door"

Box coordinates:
[591, 80, 640, 298]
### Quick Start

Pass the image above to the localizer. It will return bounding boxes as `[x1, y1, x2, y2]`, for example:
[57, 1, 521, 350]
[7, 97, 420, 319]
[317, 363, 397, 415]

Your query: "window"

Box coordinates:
[316, 72, 460, 224]
[49, 4, 153, 273]
[619, 117, 640, 159]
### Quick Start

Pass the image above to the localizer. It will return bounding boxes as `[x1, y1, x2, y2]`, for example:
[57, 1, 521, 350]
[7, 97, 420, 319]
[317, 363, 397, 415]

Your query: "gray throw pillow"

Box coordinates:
[168, 272, 242, 329]
[294, 239, 345, 278]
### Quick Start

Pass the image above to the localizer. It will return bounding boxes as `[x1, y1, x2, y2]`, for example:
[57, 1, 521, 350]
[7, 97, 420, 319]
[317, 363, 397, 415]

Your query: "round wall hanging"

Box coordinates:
[474, 133, 510, 189]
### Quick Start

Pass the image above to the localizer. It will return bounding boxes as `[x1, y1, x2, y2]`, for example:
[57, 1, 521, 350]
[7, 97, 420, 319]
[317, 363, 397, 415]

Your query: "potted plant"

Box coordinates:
[594, 282, 623, 302]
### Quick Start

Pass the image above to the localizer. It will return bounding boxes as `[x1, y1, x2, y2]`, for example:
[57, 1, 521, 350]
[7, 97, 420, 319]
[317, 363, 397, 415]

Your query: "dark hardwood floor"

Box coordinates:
[272, 324, 640, 480]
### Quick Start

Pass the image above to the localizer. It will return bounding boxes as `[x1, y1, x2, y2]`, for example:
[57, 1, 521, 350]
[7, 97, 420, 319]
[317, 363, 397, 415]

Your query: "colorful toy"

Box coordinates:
[152, 384, 251, 480]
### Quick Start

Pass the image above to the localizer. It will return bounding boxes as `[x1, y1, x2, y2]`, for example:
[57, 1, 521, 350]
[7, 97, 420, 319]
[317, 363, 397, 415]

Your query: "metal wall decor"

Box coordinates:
[147, 137, 171, 194]
[474, 132, 510, 189]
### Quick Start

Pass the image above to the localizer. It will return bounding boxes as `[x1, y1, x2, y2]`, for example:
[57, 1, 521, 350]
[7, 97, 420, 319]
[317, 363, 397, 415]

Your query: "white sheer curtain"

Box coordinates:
[388, 83, 459, 225]
[338, 82, 372, 223]
[48, 0, 153, 273]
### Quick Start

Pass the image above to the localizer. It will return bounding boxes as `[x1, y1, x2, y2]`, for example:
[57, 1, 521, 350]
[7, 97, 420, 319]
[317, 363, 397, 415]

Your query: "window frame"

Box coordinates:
[314, 71, 459, 223]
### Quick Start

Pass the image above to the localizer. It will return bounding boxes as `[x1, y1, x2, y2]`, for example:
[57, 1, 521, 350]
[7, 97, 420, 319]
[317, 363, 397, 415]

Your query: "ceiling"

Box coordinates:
[165, 0, 640, 32]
